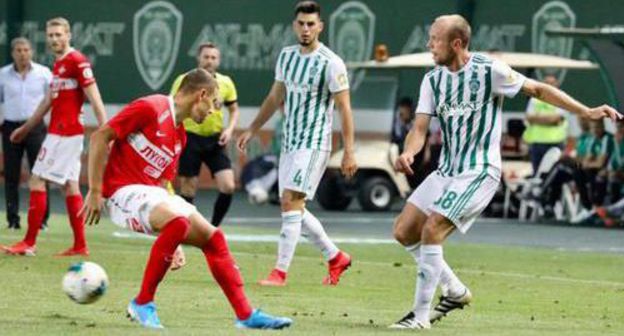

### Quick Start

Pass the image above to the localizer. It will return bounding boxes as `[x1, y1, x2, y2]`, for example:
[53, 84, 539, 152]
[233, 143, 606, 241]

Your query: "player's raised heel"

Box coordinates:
[323, 251, 352, 285]
[235, 309, 293, 329]
[127, 299, 164, 329]
[430, 287, 473, 324]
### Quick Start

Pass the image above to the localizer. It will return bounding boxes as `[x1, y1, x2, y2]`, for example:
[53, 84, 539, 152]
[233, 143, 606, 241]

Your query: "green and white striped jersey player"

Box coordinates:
[408, 53, 526, 232]
[237, 2, 356, 287]
[392, 14, 620, 330]
[274, 43, 349, 197]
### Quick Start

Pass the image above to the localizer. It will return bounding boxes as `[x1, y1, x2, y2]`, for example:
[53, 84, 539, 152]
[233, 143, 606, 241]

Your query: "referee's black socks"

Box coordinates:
[212, 193, 233, 227]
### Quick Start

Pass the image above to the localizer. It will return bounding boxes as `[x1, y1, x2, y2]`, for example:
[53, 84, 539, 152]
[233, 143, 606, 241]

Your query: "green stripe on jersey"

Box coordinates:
[482, 96, 500, 167]
[458, 70, 476, 174]
[294, 58, 315, 150]
[444, 73, 454, 175]
[287, 55, 303, 150]
[469, 64, 492, 169]
[307, 61, 328, 149]
[452, 71, 465, 176]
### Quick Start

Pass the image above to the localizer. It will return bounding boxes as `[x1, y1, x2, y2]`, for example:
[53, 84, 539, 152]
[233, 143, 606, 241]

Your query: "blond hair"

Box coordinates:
[46, 17, 71, 32]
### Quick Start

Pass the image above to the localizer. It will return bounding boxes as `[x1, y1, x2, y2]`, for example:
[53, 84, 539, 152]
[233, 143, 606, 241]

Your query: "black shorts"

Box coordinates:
[178, 133, 232, 177]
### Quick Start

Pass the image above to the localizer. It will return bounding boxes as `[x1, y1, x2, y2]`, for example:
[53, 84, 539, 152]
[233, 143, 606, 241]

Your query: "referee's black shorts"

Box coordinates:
[178, 132, 232, 177]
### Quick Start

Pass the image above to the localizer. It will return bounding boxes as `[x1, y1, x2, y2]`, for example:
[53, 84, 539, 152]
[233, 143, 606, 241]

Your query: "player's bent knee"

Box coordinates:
[280, 191, 305, 212]
[179, 177, 198, 196]
[392, 217, 410, 246]
[29, 175, 46, 191]
[219, 182, 235, 195]
[184, 212, 218, 247]
[422, 213, 454, 244]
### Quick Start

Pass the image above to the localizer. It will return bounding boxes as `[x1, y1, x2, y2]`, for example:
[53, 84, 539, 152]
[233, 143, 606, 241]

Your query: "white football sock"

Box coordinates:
[413, 245, 443, 324]
[406, 243, 466, 297]
[275, 211, 302, 272]
[302, 209, 339, 260]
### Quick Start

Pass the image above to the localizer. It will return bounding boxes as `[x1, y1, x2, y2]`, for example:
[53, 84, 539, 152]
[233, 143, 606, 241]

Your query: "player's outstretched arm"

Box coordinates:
[237, 81, 285, 152]
[10, 91, 52, 143]
[521, 79, 621, 121]
[80, 125, 117, 225]
[334, 90, 357, 179]
[84, 83, 108, 126]
[395, 114, 431, 175]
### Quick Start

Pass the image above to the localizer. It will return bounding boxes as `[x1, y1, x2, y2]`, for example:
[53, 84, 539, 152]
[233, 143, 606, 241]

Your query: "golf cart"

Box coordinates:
[316, 51, 598, 212]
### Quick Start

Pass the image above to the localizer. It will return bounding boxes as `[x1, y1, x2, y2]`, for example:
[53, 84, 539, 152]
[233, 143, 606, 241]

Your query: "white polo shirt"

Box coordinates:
[0, 62, 52, 122]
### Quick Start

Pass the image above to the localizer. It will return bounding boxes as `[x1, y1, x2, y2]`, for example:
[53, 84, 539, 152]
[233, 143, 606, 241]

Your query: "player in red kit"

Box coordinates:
[81, 69, 292, 330]
[1, 17, 107, 256]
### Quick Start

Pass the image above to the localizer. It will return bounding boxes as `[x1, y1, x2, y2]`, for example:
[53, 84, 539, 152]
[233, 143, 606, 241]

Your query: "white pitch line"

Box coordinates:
[112, 231, 395, 244]
[226, 217, 391, 224]
[456, 268, 624, 287]
[110, 231, 624, 287]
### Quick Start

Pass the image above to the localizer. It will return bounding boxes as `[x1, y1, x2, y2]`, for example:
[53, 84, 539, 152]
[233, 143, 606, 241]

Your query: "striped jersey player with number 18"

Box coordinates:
[1, 17, 107, 257]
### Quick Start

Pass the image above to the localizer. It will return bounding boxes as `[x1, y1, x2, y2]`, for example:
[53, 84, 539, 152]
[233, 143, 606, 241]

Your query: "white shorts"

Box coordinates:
[279, 149, 330, 200]
[407, 170, 500, 233]
[32, 134, 83, 185]
[106, 185, 197, 235]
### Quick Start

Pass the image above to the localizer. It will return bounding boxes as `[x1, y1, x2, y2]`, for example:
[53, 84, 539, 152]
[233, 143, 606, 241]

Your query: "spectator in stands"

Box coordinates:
[522, 74, 569, 173]
[601, 121, 624, 203]
[391, 97, 431, 188]
[538, 119, 614, 221]
[391, 97, 415, 152]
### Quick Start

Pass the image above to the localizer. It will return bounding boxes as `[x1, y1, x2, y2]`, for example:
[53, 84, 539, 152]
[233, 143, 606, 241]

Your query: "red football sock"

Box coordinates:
[23, 190, 47, 246]
[202, 230, 253, 320]
[135, 216, 190, 305]
[65, 194, 87, 250]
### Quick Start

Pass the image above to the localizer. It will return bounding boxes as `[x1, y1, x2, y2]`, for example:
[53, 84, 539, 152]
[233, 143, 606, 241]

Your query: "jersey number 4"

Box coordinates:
[293, 169, 303, 186]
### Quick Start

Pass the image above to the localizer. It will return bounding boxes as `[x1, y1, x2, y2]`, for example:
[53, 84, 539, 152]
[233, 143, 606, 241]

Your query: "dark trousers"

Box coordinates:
[529, 143, 563, 174]
[542, 158, 595, 210]
[2, 120, 49, 226]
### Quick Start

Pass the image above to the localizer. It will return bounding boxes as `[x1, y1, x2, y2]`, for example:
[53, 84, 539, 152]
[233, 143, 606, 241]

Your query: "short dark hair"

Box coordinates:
[196, 42, 218, 56]
[397, 97, 414, 109]
[294, 1, 321, 17]
[178, 68, 217, 95]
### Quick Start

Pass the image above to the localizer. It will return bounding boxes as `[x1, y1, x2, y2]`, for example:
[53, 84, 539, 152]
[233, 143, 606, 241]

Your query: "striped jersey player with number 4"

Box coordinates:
[390, 14, 621, 330]
[2, 17, 107, 257]
[237, 1, 357, 287]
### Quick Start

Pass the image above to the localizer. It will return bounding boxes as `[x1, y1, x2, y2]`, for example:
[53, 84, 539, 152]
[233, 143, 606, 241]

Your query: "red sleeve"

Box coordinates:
[73, 53, 96, 88]
[107, 99, 155, 139]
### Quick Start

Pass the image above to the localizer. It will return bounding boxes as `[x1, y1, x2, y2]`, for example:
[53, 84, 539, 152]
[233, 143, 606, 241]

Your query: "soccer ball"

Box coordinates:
[62, 261, 109, 304]
[248, 186, 269, 205]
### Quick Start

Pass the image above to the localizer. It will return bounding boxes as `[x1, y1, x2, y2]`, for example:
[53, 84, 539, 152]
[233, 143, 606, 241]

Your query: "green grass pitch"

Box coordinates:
[0, 213, 623, 335]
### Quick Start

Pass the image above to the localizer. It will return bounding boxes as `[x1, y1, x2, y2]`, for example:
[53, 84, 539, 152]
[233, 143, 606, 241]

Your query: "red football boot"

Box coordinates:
[2, 241, 36, 256]
[258, 269, 287, 286]
[55, 246, 90, 257]
[323, 251, 352, 286]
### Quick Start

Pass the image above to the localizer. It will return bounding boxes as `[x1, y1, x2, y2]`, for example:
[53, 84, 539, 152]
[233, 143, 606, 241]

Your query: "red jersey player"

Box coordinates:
[2, 17, 107, 256]
[81, 69, 292, 330]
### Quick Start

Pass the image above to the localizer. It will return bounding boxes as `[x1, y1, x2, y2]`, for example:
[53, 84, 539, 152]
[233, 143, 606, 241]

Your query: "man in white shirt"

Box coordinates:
[0, 37, 52, 229]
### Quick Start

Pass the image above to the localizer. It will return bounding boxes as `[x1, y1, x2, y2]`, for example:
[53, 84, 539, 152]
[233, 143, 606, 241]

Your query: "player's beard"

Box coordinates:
[299, 39, 311, 47]
[437, 48, 456, 67]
